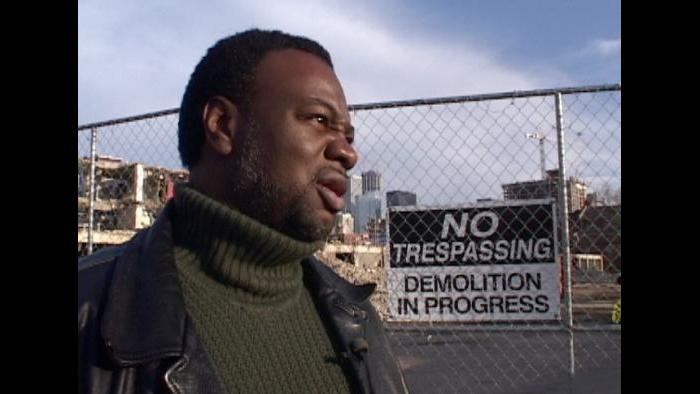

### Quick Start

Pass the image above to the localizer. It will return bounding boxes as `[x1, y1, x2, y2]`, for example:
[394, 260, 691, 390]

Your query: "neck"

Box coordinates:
[171, 184, 325, 300]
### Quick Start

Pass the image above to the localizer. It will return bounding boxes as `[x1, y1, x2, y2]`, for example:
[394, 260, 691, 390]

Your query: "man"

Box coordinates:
[78, 29, 408, 394]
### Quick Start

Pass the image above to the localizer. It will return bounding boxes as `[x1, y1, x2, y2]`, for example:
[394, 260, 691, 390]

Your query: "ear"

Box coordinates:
[201, 96, 240, 156]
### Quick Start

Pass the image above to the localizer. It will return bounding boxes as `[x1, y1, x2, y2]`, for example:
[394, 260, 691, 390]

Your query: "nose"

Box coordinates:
[326, 134, 358, 170]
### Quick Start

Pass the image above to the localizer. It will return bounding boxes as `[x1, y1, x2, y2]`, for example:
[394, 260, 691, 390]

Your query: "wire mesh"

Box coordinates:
[77, 112, 186, 257]
[77, 85, 621, 393]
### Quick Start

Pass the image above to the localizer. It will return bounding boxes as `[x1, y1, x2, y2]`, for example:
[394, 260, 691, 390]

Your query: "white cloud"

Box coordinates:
[78, 0, 576, 124]
[596, 39, 621, 56]
[577, 38, 621, 58]
[239, 0, 570, 103]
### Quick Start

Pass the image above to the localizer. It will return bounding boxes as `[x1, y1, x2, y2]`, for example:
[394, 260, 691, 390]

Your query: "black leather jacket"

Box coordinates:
[78, 203, 409, 394]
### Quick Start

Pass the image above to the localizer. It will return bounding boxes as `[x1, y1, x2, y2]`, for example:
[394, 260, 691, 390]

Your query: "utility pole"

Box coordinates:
[526, 132, 547, 179]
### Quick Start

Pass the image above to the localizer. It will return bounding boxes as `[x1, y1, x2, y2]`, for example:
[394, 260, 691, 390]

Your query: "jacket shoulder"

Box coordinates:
[78, 244, 127, 270]
[78, 243, 130, 306]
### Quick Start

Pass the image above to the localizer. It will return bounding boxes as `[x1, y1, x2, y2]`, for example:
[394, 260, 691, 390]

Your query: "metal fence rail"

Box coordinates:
[78, 84, 621, 393]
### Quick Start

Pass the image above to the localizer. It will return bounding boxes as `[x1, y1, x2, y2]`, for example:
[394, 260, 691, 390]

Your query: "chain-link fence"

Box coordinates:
[78, 84, 621, 393]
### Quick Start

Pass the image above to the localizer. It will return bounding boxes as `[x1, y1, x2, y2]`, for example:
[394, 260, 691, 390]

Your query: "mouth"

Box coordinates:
[315, 170, 348, 213]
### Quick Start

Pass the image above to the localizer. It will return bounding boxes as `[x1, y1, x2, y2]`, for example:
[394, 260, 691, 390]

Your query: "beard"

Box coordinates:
[223, 119, 333, 242]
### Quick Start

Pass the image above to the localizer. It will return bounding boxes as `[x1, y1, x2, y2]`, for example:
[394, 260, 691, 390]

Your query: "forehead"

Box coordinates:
[250, 49, 349, 115]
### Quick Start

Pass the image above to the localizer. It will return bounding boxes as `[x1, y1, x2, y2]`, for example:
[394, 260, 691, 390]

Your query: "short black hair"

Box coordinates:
[178, 29, 333, 168]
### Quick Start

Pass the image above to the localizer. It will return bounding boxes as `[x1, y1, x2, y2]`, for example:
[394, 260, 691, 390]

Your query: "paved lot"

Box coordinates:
[387, 326, 620, 394]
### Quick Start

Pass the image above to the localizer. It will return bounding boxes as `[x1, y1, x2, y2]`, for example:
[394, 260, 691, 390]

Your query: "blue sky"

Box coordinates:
[78, 0, 620, 125]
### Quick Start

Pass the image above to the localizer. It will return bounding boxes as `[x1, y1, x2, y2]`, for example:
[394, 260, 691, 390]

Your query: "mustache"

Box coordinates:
[311, 166, 349, 183]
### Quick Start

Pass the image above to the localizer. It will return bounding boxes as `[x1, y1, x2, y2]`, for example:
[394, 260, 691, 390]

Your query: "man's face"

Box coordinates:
[224, 49, 358, 242]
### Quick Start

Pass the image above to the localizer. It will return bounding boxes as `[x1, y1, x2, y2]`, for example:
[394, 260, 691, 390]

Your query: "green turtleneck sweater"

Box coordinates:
[171, 185, 353, 393]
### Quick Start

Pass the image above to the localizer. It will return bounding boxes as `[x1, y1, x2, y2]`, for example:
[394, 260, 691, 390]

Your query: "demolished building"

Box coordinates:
[78, 156, 189, 256]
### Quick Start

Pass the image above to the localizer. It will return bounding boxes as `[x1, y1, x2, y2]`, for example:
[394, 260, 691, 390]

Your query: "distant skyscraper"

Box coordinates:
[354, 191, 383, 233]
[344, 174, 362, 214]
[386, 190, 417, 207]
[362, 170, 382, 194]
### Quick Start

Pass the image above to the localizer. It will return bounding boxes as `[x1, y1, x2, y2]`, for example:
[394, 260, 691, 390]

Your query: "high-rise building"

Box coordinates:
[362, 170, 382, 194]
[502, 169, 588, 212]
[354, 191, 384, 233]
[344, 174, 362, 214]
[386, 190, 417, 207]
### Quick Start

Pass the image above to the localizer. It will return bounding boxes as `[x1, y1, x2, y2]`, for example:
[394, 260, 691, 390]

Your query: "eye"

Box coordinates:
[312, 114, 329, 125]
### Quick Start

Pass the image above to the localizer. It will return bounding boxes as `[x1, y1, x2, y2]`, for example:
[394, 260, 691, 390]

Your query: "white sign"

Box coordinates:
[388, 200, 560, 322]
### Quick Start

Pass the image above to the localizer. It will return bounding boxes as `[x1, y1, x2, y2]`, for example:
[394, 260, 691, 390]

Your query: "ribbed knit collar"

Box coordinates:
[171, 184, 325, 301]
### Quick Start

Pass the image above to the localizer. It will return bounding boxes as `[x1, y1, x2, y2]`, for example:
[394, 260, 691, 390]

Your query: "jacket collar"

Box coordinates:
[303, 256, 376, 304]
[101, 202, 187, 366]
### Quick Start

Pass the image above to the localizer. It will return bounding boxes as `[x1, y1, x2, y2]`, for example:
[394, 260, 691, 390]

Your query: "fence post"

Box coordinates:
[554, 92, 575, 378]
[87, 127, 97, 255]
